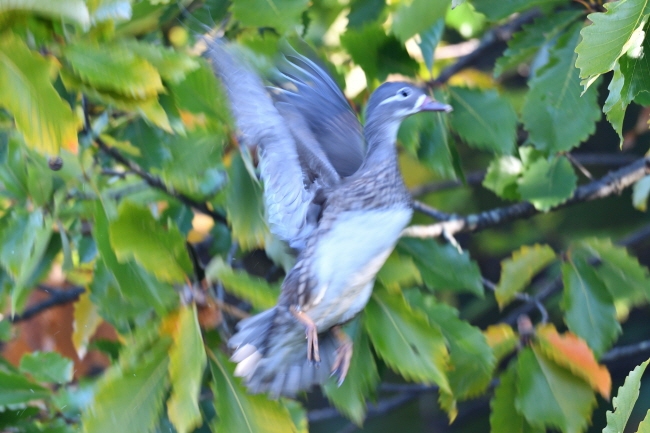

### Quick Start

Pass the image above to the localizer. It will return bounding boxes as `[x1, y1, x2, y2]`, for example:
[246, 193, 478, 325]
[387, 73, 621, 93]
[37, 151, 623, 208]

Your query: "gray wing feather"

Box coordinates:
[205, 39, 340, 249]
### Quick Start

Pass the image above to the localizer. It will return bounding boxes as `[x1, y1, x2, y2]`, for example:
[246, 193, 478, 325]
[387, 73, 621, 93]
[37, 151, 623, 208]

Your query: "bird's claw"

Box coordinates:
[330, 327, 353, 386]
[290, 306, 321, 364]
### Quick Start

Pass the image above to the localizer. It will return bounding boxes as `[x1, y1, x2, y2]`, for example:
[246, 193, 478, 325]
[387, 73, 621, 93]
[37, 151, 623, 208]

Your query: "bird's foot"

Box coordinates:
[330, 326, 353, 386]
[290, 306, 320, 364]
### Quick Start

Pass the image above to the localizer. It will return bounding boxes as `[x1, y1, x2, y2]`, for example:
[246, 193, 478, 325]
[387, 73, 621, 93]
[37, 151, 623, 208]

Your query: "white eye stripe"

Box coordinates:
[413, 94, 426, 110]
[377, 94, 402, 106]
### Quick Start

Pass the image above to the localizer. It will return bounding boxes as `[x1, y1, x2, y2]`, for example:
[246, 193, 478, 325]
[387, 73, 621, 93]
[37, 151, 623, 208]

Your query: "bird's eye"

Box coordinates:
[398, 88, 411, 98]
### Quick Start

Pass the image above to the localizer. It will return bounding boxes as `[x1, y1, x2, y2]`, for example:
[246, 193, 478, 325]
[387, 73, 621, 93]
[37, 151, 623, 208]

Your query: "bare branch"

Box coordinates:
[11, 286, 85, 323]
[602, 339, 650, 363]
[404, 157, 650, 239]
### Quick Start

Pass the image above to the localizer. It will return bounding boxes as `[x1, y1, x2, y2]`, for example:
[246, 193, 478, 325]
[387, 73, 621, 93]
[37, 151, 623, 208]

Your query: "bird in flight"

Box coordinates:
[206, 40, 451, 397]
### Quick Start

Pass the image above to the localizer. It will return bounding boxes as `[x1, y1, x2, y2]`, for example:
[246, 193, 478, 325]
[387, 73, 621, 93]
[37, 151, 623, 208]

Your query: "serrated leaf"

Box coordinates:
[73, 291, 102, 359]
[534, 324, 611, 399]
[496, 244, 556, 308]
[120, 41, 199, 84]
[93, 200, 177, 315]
[377, 252, 421, 292]
[225, 152, 268, 250]
[205, 257, 279, 310]
[603, 33, 650, 143]
[231, 0, 309, 33]
[472, 0, 564, 21]
[0, 370, 50, 407]
[516, 347, 596, 433]
[495, 10, 583, 77]
[575, 0, 650, 89]
[0, 34, 78, 154]
[390, 0, 450, 42]
[603, 359, 649, 433]
[639, 410, 650, 433]
[575, 238, 650, 305]
[517, 156, 577, 211]
[208, 350, 297, 433]
[364, 287, 450, 393]
[63, 41, 163, 99]
[484, 324, 518, 362]
[522, 22, 601, 153]
[491, 363, 544, 433]
[109, 201, 193, 284]
[82, 338, 170, 433]
[0, 0, 90, 28]
[323, 319, 379, 425]
[633, 175, 650, 211]
[483, 155, 523, 200]
[416, 295, 495, 402]
[166, 305, 207, 433]
[19, 352, 73, 384]
[398, 238, 484, 296]
[561, 256, 621, 357]
[419, 19, 445, 72]
[449, 86, 517, 154]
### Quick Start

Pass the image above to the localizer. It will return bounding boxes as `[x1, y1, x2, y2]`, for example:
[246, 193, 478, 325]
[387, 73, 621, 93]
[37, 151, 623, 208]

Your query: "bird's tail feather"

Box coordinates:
[228, 307, 338, 398]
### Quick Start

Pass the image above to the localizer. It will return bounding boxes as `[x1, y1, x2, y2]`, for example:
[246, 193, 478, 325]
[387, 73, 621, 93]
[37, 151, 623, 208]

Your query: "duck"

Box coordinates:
[206, 39, 452, 397]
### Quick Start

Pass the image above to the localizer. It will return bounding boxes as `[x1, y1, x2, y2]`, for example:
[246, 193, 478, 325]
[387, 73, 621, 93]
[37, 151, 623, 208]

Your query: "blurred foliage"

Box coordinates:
[0, 0, 649, 433]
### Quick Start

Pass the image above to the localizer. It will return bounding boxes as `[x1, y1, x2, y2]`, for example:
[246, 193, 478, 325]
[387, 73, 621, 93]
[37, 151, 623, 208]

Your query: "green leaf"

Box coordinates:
[449, 86, 517, 154]
[575, 0, 650, 89]
[27, 157, 53, 206]
[82, 338, 170, 433]
[517, 156, 577, 211]
[495, 10, 583, 77]
[575, 238, 650, 305]
[522, 22, 601, 153]
[231, 0, 309, 33]
[398, 238, 484, 296]
[490, 363, 543, 433]
[93, 200, 177, 316]
[0, 369, 50, 407]
[561, 256, 621, 357]
[377, 252, 421, 292]
[205, 257, 279, 310]
[483, 155, 523, 200]
[364, 287, 450, 393]
[639, 411, 650, 433]
[63, 41, 163, 99]
[472, 0, 564, 21]
[602, 359, 649, 433]
[167, 305, 207, 433]
[603, 34, 650, 143]
[323, 319, 379, 425]
[225, 152, 268, 251]
[347, 0, 385, 29]
[0, 34, 78, 154]
[109, 201, 193, 284]
[633, 175, 650, 211]
[19, 352, 73, 384]
[120, 41, 199, 84]
[390, 0, 451, 42]
[0, 0, 90, 28]
[416, 296, 495, 400]
[418, 19, 445, 72]
[208, 350, 297, 433]
[516, 347, 596, 433]
[90, 0, 132, 23]
[495, 244, 556, 308]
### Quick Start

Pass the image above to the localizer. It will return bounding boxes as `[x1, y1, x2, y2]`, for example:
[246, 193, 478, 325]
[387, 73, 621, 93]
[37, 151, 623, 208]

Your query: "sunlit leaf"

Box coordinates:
[602, 359, 649, 433]
[484, 324, 518, 362]
[0, 369, 50, 407]
[516, 347, 596, 433]
[19, 352, 73, 384]
[73, 291, 103, 359]
[391, 0, 450, 42]
[208, 350, 297, 433]
[0, 0, 90, 27]
[364, 287, 450, 393]
[517, 156, 577, 211]
[495, 244, 556, 308]
[483, 155, 523, 200]
[534, 324, 611, 399]
[166, 305, 207, 433]
[120, 41, 199, 84]
[231, 0, 309, 33]
[633, 175, 650, 211]
[109, 201, 193, 284]
[0, 34, 78, 154]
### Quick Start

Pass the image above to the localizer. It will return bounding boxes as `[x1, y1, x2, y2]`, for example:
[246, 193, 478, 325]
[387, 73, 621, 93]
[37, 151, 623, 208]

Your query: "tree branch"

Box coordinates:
[81, 97, 228, 225]
[11, 286, 86, 323]
[404, 157, 650, 239]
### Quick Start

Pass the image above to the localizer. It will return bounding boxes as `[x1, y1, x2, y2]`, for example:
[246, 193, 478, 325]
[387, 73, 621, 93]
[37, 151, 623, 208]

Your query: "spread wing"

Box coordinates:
[205, 40, 342, 250]
[273, 53, 365, 177]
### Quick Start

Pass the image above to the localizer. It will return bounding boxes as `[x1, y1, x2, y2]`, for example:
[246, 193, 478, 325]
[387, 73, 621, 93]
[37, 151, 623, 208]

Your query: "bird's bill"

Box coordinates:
[418, 96, 453, 112]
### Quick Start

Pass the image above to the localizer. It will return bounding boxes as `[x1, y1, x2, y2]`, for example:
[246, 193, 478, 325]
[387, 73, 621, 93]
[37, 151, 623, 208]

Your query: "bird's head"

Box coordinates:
[365, 82, 452, 123]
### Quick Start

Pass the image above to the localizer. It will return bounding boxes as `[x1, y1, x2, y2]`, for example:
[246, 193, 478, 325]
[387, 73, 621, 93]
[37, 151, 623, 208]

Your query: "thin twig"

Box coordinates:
[412, 201, 454, 221]
[11, 287, 85, 323]
[602, 339, 650, 363]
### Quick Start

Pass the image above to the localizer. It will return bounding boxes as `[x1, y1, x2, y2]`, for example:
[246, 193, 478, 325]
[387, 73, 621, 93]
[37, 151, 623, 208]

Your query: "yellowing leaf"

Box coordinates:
[167, 305, 206, 433]
[495, 244, 556, 308]
[0, 34, 78, 154]
[534, 324, 611, 399]
[73, 291, 103, 359]
[483, 324, 518, 362]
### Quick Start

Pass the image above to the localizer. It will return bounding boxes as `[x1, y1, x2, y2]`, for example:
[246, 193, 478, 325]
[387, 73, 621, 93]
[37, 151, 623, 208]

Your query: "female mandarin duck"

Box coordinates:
[206, 40, 451, 397]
